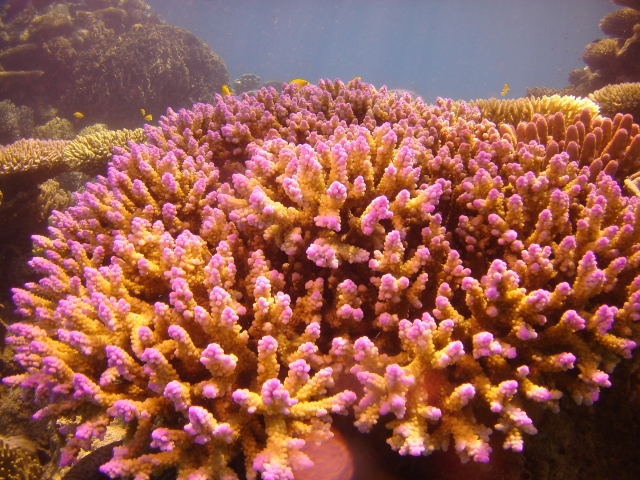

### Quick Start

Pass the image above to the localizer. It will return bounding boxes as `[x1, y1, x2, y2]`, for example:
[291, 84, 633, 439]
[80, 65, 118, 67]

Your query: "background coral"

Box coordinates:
[0, 0, 229, 129]
[0, 99, 34, 145]
[3, 79, 640, 480]
[589, 82, 640, 122]
[67, 23, 229, 127]
[233, 73, 262, 95]
[34, 117, 76, 140]
[567, 0, 640, 97]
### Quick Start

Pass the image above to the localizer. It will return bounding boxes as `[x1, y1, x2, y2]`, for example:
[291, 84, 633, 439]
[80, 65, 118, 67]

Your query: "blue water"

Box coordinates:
[145, 0, 616, 102]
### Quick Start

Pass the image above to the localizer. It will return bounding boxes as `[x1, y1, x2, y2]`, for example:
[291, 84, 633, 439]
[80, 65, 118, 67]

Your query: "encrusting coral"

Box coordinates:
[3, 78, 640, 480]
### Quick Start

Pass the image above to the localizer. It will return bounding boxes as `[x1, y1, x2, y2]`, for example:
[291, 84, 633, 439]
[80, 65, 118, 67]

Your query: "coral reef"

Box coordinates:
[0, 0, 229, 128]
[3, 78, 640, 480]
[590, 82, 640, 123]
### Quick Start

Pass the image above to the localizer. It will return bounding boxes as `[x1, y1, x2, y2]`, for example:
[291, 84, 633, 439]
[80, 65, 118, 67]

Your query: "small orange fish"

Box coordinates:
[221, 84, 232, 96]
[140, 108, 146, 116]
[501, 83, 509, 96]
[144, 114, 152, 121]
[74, 112, 84, 119]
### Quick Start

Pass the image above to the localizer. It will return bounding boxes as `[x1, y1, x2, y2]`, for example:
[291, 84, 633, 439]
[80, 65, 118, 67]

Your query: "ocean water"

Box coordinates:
[146, 0, 616, 101]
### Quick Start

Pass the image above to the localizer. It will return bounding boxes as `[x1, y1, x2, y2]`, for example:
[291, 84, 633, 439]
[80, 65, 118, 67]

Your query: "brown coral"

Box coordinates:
[0, 138, 68, 176]
[0, 0, 229, 129]
[583, 38, 620, 72]
[566, 2, 640, 96]
[66, 23, 229, 126]
[590, 82, 640, 122]
[33, 117, 75, 140]
[63, 126, 146, 173]
[0, 436, 43, 480]
[599, 8, 640, 38]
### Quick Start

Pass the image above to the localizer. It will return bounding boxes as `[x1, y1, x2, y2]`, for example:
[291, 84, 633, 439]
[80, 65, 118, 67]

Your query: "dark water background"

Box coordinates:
[145, 0, 616, 101]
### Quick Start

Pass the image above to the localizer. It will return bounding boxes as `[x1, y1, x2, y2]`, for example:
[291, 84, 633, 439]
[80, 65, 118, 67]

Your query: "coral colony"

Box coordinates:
[3, 78, 640, 480]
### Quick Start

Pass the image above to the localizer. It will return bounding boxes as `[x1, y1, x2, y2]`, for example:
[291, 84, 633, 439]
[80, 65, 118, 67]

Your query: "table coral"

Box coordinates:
[3, 78, 640, 480]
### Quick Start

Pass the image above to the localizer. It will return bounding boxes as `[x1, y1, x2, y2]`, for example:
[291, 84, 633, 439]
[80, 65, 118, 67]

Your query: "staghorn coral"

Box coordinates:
[469, 95, 599, 127]
[0, 436, 43, 480]
[3, 79, 640, 480]
[63, 126, 146, 173]
[589, 82, 640, 122]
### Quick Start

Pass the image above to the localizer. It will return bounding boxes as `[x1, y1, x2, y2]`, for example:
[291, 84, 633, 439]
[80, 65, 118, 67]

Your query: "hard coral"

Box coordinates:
[3, 79, 640, 480]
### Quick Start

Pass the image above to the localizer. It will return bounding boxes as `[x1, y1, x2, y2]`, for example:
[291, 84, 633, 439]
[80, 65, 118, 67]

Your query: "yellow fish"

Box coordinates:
[501, 83, 509, 96]
[289, 78, 310, 88]
[140, 108, 146, 116]
[144, 114, 152, 121]
[74, 112, 84, 119]
[221, 84, 232, 96]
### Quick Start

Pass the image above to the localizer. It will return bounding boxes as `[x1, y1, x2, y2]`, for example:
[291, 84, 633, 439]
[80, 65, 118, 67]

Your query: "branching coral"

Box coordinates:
[3, 78, 640, 480]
